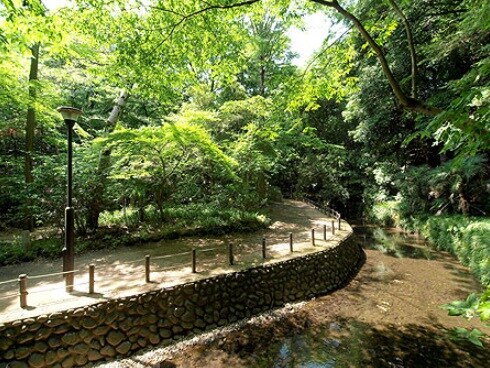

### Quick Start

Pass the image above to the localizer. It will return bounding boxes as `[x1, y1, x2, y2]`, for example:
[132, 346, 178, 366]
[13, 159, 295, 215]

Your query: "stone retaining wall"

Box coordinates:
[0, 235, 364, 368]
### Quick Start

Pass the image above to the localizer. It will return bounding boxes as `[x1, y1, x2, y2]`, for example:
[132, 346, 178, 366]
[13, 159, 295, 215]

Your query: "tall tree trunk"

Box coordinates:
[457, 182, 469, 216]
[85, 89, 128, 232]
[24, 43, 40, 230]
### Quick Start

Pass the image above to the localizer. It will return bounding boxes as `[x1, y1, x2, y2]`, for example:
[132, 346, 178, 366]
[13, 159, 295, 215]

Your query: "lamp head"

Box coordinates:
[57, 106, 83, 122]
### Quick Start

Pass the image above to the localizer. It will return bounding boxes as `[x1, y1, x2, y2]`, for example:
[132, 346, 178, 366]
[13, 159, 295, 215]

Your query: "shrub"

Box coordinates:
[419, 216, 490, 284]
[99, 204, 270, 233]
[0, 237, 62, 266]
[367, 201, 400, 227]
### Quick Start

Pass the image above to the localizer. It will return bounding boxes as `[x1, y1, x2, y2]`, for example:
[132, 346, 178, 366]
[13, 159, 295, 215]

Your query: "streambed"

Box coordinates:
[99, 226, 490, 367]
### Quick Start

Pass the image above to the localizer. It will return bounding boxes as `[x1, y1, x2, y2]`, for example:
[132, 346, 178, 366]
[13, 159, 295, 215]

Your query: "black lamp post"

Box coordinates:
[57, 106, 83, 292]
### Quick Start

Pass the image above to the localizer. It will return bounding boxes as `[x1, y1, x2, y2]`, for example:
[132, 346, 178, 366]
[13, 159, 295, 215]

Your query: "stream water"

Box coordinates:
[249, 226, 489, 368]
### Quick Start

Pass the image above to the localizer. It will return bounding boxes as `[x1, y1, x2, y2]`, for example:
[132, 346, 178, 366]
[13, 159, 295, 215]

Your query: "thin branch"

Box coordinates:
[387, 0, 418, 98]
[145, 0, 261, 58]
[301, 26, 352, 77]
[149, 6, 185, 17]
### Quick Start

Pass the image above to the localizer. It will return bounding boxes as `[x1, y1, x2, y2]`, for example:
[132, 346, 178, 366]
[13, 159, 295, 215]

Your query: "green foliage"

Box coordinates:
[0, 237, 62, 266]
[101, 120, 239, 216]
[479, 287, 490, 322]
[443, 293, 480, 319]
[368, 201, 399, 227]
[419, 217, 490, 285]
[449, 327, 485, 348]
[216, 96, 272, 141]
[370, 204, 490, 285]
[443, 289, 490, 347]
[394, 156, 490, 217]
[406, 0, 490, 160]
[101, 204, 270, 232]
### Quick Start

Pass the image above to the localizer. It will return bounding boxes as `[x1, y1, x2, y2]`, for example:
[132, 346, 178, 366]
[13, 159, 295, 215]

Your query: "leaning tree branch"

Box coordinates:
[310, 0, 442, 116]
[387, 0, 418, 99]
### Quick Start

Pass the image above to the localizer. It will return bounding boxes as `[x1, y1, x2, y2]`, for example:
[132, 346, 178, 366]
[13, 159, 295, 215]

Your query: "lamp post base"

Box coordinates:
[63, 206, 75, 292]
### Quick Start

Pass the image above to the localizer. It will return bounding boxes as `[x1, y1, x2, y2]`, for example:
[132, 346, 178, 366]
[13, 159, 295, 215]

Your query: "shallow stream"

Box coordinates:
[252, 226, 488, 368]
[99, 224, 490, 368]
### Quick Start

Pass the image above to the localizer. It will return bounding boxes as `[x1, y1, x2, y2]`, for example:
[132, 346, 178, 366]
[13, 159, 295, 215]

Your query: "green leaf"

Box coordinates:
[478, 302, 490, 321]
[468, 329, 485, 347]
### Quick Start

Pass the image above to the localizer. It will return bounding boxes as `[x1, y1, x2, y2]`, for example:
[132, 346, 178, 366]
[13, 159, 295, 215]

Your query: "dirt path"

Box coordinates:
[0, 200, 346, 322]
[97, 226, 490, 367]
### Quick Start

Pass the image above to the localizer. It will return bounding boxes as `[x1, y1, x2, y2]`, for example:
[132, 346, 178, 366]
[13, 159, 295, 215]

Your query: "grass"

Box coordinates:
[97, 204, 270, 245]
[0, 204, 271, 266]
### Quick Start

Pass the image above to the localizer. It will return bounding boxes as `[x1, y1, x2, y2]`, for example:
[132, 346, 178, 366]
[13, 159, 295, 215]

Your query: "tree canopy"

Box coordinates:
[0, 0, 489, 231]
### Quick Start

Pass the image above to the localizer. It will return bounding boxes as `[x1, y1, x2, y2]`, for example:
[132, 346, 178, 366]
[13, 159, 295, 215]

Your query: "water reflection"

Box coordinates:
[354, 226, 434, 260]
[264, 320, 368, 368]
[260, 317, 487, 368]
[272, 333, 336, 368]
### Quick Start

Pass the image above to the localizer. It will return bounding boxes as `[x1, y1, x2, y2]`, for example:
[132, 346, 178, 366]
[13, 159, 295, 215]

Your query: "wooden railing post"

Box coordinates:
[19, 274, 28, 308]
[192, 249, 197, 273]
[323, 224, 327, 240]
[89, 264, 95, 294]
[331, 220, 335, 235]
[145, 255, 150, 283]
[289, 232, 293, 252]
[311, 228, 315, 246]
[228, 244, 234, 265]
[338, 217, 341, 230]
[262, 238, 267, 259]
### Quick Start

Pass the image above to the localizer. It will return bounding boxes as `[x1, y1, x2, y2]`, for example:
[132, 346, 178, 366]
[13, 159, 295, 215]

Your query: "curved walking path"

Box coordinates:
[0, 200, 349, 323]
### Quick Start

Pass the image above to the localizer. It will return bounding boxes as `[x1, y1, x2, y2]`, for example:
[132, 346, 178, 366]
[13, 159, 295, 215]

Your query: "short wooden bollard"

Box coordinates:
[19, 274, 28, 308]
[331, 220, 335, 235]
[289, 232, 293, 252]
[228, 244, 234, 265]
[192, 249, 197, 273]
[89, 264, 95, 294]
[262, 238, 267, 259]
[323, 224, 327, 240]
[145, 255, 150, 283]
[311, 228, 315, 246]
[338, 217, 341, 230]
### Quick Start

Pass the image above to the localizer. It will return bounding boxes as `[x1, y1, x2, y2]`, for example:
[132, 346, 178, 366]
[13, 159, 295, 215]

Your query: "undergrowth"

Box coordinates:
[0, 205, 270, 266]
[369, 201, 490, 346]
[369, 202, 490, 285]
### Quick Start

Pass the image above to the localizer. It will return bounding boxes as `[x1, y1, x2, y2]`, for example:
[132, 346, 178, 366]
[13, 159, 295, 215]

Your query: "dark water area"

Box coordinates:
[258, 318, 488, 368]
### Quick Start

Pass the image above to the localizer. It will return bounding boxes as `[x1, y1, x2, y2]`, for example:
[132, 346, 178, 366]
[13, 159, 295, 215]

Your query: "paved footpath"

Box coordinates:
[0, 200, 351, 323]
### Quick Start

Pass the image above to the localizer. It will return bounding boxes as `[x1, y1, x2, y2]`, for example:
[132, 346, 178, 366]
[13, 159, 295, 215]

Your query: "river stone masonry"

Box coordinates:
[0, 235, 364, 368]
